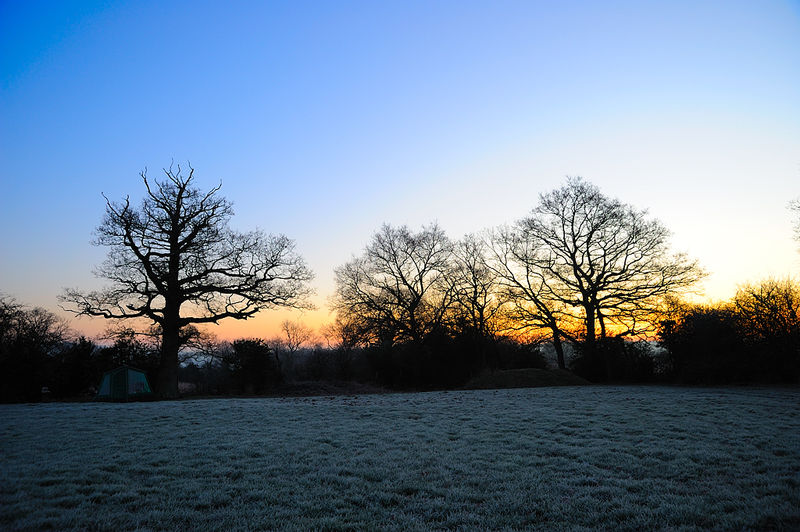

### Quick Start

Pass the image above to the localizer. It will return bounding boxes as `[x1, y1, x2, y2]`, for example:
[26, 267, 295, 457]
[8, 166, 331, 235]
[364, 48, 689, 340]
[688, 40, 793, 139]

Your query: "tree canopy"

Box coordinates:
[516, 177, 703, 343]
[332, 223, 453, 346]
[61, 165, 313, 397]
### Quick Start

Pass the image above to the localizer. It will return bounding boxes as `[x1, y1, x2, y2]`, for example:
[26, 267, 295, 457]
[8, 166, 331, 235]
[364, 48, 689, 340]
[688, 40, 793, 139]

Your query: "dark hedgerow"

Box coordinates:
[570, 337, 656, 383]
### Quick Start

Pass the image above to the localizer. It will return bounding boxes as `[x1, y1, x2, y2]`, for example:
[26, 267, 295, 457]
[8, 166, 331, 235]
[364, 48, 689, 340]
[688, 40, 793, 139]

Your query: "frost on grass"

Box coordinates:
[1, 387, 799, 530]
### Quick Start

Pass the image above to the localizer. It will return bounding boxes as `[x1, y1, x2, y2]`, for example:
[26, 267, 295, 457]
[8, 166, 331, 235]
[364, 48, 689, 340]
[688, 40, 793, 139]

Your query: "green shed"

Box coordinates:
[96, 366, 154, 401]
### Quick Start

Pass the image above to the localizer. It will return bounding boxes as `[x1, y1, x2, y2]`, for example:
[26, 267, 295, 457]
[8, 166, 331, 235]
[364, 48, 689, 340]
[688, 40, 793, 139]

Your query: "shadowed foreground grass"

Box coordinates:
[1, 386, 799, 530]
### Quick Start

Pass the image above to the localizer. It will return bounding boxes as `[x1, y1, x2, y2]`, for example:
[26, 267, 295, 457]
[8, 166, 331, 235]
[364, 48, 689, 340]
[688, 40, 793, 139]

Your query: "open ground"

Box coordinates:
[1, 386, 799, 530]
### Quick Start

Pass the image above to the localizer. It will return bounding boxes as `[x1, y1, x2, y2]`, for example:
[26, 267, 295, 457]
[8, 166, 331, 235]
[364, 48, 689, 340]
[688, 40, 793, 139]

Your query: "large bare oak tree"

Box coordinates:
[61, 165, 313, 398]
[520, 177, 703, 347]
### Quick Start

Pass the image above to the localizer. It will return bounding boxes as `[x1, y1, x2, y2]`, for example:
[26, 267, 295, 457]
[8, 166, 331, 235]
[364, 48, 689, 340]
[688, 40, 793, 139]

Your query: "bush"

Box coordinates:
[50, 337, 98, 397]
[658, 293, 800, 384]
[570, 337, 655, 383]
[659, 306, 746, 383]
[230, 339, 280, 393]
[361, 333, 546, 390]
[0, 299, 66, 402]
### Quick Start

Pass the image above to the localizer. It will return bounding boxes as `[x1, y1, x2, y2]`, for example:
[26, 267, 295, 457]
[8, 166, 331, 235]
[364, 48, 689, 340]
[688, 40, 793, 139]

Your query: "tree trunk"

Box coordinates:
[157, 319, 180, 399]
[583, 304, 597, 365]
[584, 305, 596, 346]
[598, 310, 607, 338]
[552, 328, 566, 370]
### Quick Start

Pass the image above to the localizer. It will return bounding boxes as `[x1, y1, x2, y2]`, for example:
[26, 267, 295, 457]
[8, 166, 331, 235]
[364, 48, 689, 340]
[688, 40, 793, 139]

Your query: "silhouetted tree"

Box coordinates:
[332, 223, 453, 346]
[659, 285, 800, 385]
[658, 303, 746, 383]
[320, 316, 364, 380]
[520, 178, 703, 349]
[734, 278, 800, 381]
[0, 296, 67, 402]
[96, 327, 159, 379]
[61, 164, 313, 398]
[486, 225, 574, 369]
[446, 235, 502, 337]
[272, 319, 314, 380]
[570, 336, 656, 382]
[442, 234, 505, 372]
[281, 320, 314, 353]
[230, 338, 279, 393]
[51, 337, 98, 397]
[321, 315, 362, 352]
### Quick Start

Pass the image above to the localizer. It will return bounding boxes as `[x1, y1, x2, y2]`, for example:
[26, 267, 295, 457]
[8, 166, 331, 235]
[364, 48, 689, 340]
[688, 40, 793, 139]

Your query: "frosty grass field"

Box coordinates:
[1, 386, 799, 531]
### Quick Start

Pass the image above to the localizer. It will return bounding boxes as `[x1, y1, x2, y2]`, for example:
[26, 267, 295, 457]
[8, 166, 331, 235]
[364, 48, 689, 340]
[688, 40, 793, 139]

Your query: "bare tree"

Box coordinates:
[178, 327, 228, 365]
[331, 223, 453, 346]
[520, 177, 703, 347]
[271, 319, 314, 379]
[320, 315, 362, 351]
[441, 233, 507, 371]
[790, 199, 800, 247]
[734, 278, 800, 343]
[281, 319, 314, 353]
[1, 296, 68, 353]
[60, 164, 313, 398]
[486, 226, 574, 369]
[0, 295, 69, 401]
[446, 234, 502, 340]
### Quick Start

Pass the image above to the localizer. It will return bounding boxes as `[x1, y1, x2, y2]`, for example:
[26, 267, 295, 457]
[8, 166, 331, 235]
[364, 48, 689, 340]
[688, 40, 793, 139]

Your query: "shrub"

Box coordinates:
[570, 337, 655, 383]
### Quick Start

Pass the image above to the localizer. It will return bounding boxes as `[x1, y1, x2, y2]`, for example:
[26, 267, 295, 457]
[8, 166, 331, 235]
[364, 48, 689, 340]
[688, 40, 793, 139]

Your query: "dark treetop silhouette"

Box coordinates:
[519, 178, 703, 345]
[332, 223, 454, 347]
[486, 178, 704, 368]
[61, 165, 313, 398]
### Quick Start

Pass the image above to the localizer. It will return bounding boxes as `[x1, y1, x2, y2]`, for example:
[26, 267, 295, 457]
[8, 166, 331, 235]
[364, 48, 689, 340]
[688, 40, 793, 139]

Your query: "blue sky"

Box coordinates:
[1, 1, 799, 339]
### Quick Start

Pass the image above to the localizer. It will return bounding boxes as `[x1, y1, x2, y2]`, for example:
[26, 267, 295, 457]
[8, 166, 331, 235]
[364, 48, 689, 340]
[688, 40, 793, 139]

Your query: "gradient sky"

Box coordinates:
[1, 0, 799, 341]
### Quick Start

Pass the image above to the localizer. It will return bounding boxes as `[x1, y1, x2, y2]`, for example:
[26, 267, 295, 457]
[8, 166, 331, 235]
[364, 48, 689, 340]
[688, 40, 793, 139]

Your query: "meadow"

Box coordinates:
[1, 386, 798, 530]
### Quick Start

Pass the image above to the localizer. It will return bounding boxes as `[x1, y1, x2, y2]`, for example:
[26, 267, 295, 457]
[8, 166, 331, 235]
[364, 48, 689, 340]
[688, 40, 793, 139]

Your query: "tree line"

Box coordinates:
[3, 274, 798, 402]
[329, 177, 701, 382]
[1, 165, 797, 401]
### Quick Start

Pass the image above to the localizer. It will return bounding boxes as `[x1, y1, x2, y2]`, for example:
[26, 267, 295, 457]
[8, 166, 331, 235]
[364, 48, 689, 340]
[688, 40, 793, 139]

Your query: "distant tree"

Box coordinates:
[280, 319, 314, 354]
[230, 338, 278, 393]
[0, 296, 68, 402]
[97, 327, 158, 374]
[320, 315, 362, 352]
[520, 178, 703, 348]
[320, 316, 362, 380]
[332, 223, 453, 346]
[735, 279, 800, 342]
[51, 336, 98, 397]
[178, 326, 224, 364]
[659, 284, 800, 385]
[180, 337, 237, 395]
[270, 319, 315, 380]
[570, 336, 656, 383]
[791, 199, 800, 247]
[658, 302, 746, 383]
[734, 278, 800, 381]
[61, 164, 313, 398]
[446, 234, 502, 339]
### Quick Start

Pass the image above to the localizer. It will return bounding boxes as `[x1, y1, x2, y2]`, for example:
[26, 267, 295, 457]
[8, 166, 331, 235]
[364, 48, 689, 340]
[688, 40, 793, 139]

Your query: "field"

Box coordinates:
[1, 386, 799, 531]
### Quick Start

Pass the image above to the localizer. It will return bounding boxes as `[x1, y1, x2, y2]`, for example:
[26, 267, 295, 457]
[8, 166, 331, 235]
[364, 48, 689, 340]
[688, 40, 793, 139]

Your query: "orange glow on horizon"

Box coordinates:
[61, 271, 798, 344]
[63, 302, 334, 343]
